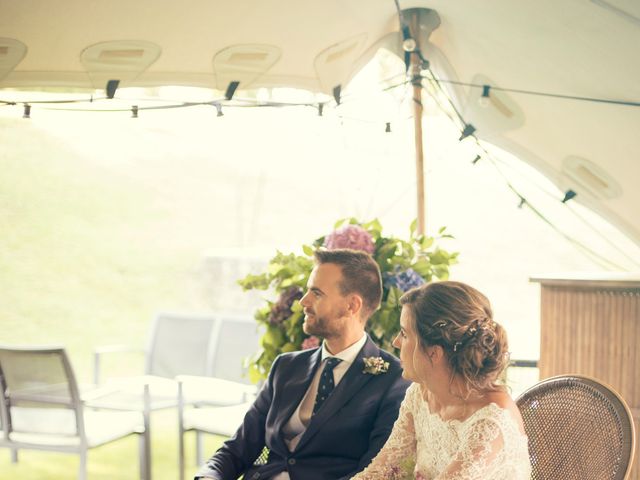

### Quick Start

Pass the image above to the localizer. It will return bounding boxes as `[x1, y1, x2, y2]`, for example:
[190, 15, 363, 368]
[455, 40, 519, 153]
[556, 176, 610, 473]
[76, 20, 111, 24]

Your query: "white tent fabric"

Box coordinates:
[1, 0, 638, 246]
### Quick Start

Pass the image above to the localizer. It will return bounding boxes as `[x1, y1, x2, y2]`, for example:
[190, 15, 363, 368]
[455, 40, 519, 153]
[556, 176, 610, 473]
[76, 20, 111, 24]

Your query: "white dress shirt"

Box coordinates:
[272, 333, 367, 480]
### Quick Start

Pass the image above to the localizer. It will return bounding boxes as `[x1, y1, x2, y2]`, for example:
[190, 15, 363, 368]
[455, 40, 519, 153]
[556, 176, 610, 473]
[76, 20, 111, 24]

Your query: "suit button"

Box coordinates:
[288, 458, 296, 465]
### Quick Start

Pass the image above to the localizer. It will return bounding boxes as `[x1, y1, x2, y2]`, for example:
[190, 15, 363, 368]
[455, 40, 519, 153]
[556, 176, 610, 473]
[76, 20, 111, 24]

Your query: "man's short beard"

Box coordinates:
[305, 316, 329, 338]
[304, 308, 348, 339]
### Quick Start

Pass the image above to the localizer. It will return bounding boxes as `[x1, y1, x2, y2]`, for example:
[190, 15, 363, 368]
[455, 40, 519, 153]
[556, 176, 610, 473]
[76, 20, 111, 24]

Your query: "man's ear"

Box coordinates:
[347, 294, 363, 317]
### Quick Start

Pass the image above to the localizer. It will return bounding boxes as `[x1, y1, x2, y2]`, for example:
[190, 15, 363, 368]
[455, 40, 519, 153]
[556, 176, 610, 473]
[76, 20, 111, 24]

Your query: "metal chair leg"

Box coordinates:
[138, 431, 147, 480]
[178, 381, 185, 480]
[195, 431, 203, 466]
[143, 383, 152, 480]
[78, 450, 88, 480]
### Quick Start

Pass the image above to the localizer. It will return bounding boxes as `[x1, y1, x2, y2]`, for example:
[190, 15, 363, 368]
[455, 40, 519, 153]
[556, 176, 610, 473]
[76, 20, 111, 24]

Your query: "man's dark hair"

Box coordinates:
[314, 249, 382, 320]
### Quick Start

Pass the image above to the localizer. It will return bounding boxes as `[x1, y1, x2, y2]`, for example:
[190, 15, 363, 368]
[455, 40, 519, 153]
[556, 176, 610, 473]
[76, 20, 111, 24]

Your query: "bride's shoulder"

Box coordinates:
[475, 391, 526, 434]
[483, 390, 515, 409]
[403, 382, 427, 408]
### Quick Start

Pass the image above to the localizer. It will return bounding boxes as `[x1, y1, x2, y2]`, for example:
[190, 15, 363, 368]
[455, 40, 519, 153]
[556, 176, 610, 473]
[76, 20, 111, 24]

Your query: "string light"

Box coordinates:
[131, 105, 138, 118]
[0, 62, 632, 269]
[562, 190, 577, 203]
[517, 196, 526, 209]
[105, 79, 120, 99]
[333, 85, 342, 106]
[421, 67, 630, 270]
[224, 81, 240, 101]
[431, 76, 640, 108]
[478, 85, 491, 108]
[458, 124, 476, 141]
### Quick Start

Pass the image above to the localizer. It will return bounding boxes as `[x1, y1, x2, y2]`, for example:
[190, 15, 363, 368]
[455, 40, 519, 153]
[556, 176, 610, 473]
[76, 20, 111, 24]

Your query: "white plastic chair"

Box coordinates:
[90, 312, 256, 477]
[176, 315, 263, 480]
[92, 312, 256, 406]
[0, 346, 148, 480]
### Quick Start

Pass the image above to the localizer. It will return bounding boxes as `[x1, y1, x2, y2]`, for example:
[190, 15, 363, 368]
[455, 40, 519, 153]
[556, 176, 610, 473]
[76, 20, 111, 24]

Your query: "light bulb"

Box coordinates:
[478, 85, 491, 108]
[402, 38, 417, 52]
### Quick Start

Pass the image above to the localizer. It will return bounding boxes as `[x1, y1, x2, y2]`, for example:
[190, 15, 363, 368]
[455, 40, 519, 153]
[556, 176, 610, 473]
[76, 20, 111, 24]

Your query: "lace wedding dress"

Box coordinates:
[352, 383, 531, 480]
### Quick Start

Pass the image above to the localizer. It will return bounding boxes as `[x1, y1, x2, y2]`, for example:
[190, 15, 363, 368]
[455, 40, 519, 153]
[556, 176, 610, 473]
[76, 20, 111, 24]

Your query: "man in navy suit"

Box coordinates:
[196, 249, 410, 480]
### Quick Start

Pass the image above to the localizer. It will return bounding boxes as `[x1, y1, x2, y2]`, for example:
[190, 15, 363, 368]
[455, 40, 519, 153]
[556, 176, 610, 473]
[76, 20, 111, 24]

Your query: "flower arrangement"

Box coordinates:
[238, 218, 457, 382]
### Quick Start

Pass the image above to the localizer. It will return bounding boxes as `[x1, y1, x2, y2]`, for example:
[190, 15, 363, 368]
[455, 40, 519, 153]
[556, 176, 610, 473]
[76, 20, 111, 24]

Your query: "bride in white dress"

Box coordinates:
[352, 281, 531, 480]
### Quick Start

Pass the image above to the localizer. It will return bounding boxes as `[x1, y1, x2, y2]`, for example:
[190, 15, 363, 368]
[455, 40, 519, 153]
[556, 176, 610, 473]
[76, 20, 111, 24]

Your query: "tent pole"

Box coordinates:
[411, 52, 426, 236]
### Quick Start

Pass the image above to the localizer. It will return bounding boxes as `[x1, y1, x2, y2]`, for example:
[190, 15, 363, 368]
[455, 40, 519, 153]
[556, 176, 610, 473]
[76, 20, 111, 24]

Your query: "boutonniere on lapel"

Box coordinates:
[362, 356, 389, 375]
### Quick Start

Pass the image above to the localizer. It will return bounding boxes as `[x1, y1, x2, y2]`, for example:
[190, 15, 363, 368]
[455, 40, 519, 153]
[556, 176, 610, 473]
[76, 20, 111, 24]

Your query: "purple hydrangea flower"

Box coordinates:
[268, 286, 303, 325]
[323, 224, 375, 254]
[383, 267, 425, 292]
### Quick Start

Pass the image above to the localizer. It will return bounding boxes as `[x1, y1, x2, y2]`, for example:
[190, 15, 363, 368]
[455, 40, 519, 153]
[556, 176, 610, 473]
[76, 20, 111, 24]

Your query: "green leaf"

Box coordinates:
[238, 273, 270, 290]
[248, 363, 263, 384]
[281, 342, 297, 353]
[429, 249, 449, 265]
[290, 299, 303, 312]
[262, 326, 285, 348]
[411, 258, 432, 276]
[362, 218, 383, 239]
[420, 236, 434, 250]
[334, 218, 347, 229]
[302, 244, 314, 256]
[433, 265, 450, 279]
[409, 218, 418, 237]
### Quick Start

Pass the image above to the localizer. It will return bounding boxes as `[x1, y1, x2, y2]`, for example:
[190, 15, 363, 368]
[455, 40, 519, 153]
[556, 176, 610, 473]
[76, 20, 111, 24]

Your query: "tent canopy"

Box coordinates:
[1, 0, 638, 247]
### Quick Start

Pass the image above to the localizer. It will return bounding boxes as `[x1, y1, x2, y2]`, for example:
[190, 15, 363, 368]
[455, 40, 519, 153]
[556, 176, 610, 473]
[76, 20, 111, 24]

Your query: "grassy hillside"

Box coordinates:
[0, 117, 207, 379]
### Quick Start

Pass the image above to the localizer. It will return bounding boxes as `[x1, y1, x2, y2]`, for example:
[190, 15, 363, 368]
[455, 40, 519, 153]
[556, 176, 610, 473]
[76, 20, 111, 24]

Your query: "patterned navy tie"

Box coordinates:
[313, 357, 342, 414]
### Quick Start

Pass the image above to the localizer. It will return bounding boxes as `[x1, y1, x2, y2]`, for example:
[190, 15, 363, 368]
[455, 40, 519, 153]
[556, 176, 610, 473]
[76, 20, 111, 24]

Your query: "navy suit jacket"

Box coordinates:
[196, 335, 410, 480]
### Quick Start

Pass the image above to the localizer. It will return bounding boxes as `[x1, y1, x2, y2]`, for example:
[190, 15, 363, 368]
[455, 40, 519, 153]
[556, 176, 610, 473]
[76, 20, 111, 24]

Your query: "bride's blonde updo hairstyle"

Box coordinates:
[399, 281, 509, 393]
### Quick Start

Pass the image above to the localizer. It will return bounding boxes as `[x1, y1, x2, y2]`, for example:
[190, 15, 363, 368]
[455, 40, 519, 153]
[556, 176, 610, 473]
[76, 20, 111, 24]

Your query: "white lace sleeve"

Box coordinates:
[351, 383, 418, 480]
[433, 417, 504, 480]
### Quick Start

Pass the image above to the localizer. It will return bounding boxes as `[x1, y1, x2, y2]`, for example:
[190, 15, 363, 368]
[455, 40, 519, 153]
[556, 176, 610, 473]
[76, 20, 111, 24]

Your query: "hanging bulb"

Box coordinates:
[402, 37, 417, 52]
[23, 103, 31, 118]
[216, 103, 223, 117]
[131, 105, 139, 118]
[459, 124, 476, 141]
[478, 85, 491, 108]
[385, 122, 391, 133]
[562, 190, 577, 203]
[517, 196, 526, 209]
[318, 103, 324, 117]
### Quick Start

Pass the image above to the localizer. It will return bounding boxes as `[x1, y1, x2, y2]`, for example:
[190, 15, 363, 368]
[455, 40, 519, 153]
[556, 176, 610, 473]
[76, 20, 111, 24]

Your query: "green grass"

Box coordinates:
[0, 117, 239, 478]
[0, 411, 226, 480]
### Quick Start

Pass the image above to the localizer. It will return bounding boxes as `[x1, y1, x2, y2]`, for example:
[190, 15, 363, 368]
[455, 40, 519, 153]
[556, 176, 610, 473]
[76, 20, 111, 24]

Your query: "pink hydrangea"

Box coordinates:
[323, 224, 375, 254]
[301, 336, 321, 350]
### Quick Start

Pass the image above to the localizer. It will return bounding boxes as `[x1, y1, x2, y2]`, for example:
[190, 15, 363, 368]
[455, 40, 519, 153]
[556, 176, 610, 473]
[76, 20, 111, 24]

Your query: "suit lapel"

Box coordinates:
[294, 336, 380, 451]
[272, 348, 322, 450]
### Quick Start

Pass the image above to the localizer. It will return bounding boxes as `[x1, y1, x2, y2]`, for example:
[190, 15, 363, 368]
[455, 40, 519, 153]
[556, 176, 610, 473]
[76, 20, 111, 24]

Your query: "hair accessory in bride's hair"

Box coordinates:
[453, 341, 463, 352]
[478, 317, 496, 331]
[434, 320, 447, 328]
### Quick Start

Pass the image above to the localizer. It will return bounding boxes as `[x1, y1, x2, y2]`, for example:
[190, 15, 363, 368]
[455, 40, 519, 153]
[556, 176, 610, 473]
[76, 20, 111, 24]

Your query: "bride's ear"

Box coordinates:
[427, 345, 445, 364]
